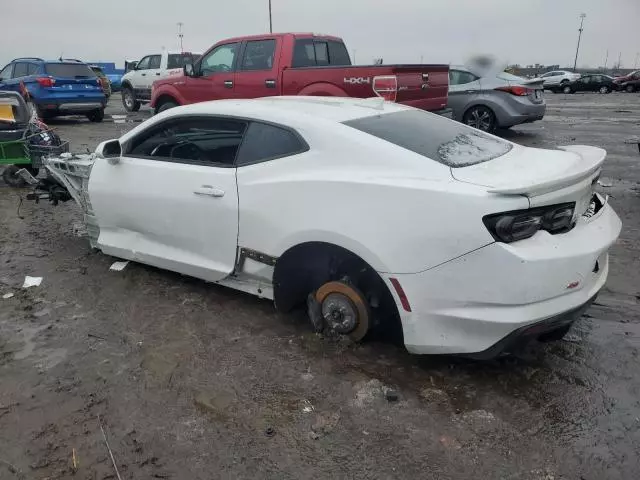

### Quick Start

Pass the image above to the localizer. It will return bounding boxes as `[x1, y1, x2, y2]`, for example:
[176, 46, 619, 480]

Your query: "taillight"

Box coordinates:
[36, 77, 55, 87]
[495, 86, 532, 96]
[372, 75, 398, 102]
[483, 203, 575, 243]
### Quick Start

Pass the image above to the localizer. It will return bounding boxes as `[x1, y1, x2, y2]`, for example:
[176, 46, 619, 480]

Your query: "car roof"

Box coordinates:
[121, 97, 409, 142]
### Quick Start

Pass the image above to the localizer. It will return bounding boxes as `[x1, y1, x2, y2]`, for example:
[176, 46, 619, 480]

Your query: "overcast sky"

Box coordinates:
[2, 0, 639, 69]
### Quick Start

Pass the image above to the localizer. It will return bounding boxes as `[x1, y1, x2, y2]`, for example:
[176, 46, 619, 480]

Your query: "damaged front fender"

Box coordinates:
[43, 153, 100, 248]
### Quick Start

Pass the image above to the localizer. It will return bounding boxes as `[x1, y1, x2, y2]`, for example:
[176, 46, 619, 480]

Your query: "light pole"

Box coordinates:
[604, 49, 608, 70]
[177, 22, 184, 52]
[634, 52, 639, 69]
[572, 13, 586, 72]
[268, 0, 273, 33]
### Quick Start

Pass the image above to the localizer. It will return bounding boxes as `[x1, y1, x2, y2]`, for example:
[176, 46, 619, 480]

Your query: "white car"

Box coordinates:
[43, 96, 621, 358]
[534, 70, 581, 89]
[121, 51, 200, 112]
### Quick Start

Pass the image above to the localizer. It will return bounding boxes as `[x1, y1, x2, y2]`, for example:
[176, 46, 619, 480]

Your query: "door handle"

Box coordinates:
[265, 79, 276, 88]
[194, 186, 225, 197]
[224, 80, 233, 88]
[141, 73, 147, 76]
[155, 72, 161, 76]
[465, 90, 478, 93]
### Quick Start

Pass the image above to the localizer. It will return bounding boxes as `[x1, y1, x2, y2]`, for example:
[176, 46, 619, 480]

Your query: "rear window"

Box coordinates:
[292, 39, 352, 67]
[167, 54, 197, 69]
[45, 63, 95, 78]
[344, 109, 512, 167]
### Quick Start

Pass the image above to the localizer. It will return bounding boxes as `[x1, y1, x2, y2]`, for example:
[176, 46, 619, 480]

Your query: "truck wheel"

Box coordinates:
[87, 108, 105, 122]
[463, 106, 496, 132]
[122, 87, 141, 112]
[157, 100, 178, 114]
[2, 165, 28, 188]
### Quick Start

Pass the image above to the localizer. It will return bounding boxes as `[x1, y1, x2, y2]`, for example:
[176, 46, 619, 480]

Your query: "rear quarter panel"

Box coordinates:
[235, 122, 525, 274]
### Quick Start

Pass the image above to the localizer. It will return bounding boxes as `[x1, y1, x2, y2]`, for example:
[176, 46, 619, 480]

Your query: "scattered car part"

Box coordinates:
[0, 91, 69, 187]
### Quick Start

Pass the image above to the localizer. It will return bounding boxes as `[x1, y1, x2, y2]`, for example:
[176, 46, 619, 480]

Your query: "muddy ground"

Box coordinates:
[1, 93, 639, 480]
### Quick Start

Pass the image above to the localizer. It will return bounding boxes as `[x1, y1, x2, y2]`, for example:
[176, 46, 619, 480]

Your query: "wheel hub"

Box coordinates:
[321, 293, 357, 334]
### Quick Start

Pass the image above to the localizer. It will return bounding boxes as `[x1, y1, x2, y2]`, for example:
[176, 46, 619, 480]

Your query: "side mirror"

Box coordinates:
[96, 139, 121, 164]
[184, 63, 195, 77]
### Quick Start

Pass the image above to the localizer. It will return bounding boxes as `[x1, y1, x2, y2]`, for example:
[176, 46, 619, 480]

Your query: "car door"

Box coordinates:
[88, 115, 246, 282]
[137, 54, 160, 100]
[130, 55, 151, 95]
[234, 39, 279, 98]
[447, 69, 482, 121]
[183, 43, 240, 104]
[574, 76, 588, 92]
[2, 62, 29, 93]
[0, 63, 14, 91]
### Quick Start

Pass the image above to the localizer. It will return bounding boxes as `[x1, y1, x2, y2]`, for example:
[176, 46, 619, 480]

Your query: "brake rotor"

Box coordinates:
[315, 281, 370, 341]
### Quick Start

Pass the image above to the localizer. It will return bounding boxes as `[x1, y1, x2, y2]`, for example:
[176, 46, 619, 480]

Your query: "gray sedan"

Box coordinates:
[447, 67, 546, 132]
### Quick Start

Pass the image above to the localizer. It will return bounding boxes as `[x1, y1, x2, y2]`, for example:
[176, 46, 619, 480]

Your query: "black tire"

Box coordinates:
[122, 86, 141, 112]
[462, 105, 496, 132]
[562, 85, 573, 94]
[87, 109, 105, 123]
[2, 165, 28, 188]
[157, 100, 178, 114]
[599, 85, 610, 94]
[626, 84, 635, 93]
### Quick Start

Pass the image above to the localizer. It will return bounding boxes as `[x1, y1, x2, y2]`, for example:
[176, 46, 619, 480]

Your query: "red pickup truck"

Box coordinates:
[150, 33, 449, 114]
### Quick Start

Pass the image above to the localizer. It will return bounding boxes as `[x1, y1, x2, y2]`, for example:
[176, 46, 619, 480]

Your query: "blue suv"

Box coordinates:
[0, 58, 107, 122]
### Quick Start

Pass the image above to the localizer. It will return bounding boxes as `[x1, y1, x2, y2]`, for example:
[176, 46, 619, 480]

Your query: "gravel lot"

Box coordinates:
[1, 92, 639, 480]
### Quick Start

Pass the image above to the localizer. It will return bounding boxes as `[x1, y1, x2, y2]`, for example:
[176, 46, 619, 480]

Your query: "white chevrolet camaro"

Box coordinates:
[45, 96, 621, 358]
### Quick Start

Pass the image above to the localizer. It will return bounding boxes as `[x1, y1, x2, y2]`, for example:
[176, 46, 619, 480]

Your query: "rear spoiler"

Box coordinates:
[488, 146, 606, 195]
[521, 78, 545, 87]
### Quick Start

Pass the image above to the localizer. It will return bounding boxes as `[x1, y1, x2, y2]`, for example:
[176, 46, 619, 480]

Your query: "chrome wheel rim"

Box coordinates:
[600, 86, 607, 93]
[466, 108, 492, 131]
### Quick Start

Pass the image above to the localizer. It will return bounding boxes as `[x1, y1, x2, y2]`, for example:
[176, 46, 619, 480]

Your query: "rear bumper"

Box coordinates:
[36, 100, 105, 115]
[495, 98, 546, 127]
[383, 198, 621, 356]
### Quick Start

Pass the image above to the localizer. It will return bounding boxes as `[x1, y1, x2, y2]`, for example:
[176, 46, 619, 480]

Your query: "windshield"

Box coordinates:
[45, 63, 95, 78]
[343, 109, 512, 167]
[167, 54, 199, 69]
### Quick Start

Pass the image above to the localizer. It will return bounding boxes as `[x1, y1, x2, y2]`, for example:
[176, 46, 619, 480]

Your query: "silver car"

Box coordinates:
[447, 67, 546, 132]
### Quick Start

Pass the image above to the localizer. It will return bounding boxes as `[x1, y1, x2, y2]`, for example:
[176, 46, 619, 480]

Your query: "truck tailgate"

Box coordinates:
[391, 65, 449, 112]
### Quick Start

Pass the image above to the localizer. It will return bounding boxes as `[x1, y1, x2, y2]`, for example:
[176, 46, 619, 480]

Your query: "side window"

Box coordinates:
[12, 62, 28, 78]
[26, 63, 39, 75]
[292, 39, 316, 67]
[327, 41, 351, 66]
[200, 43, 239, 76]
[236, 122, 307, 166]
[314, 42, 329, 66]
[449, 70, 478, 85]
[128, 117, 247, 166]
[241, 40, 276, 71]
[633, 72, 640, 79]
[136, 56, 151, 70]
[148, 55, 162, 69]
[0, 64, 13, 79]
